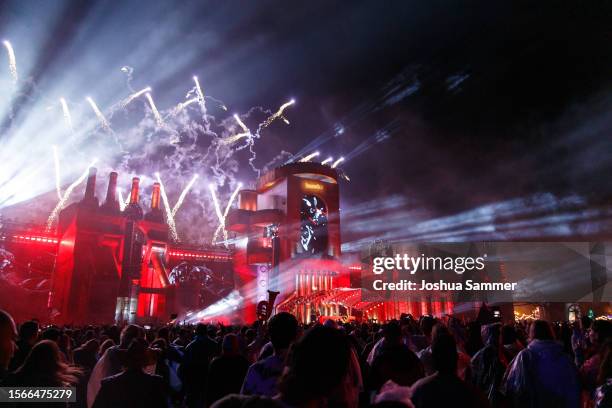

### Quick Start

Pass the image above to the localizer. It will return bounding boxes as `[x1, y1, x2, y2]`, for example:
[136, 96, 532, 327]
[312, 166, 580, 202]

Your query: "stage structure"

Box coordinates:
[48, 168, 232, 325]
[222, 162, 462, 324]
[0, 163, 461, 325]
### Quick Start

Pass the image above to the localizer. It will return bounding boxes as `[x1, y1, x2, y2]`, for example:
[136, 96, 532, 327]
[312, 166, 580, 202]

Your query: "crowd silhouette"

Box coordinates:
[0, 308, 611, 408]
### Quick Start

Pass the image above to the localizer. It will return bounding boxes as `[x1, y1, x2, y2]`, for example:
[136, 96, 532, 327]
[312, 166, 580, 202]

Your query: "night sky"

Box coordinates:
[2, 1, 612, 245]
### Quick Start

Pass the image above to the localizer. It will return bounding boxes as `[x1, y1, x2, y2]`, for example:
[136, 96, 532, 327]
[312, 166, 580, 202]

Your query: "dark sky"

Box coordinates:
[2, 0, 612, 243]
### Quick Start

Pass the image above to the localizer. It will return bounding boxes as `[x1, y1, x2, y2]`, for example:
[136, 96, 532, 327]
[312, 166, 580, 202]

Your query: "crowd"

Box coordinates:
[0, 307, 611, 408]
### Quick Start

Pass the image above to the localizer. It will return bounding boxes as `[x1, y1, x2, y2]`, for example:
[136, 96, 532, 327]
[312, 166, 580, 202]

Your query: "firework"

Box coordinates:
[299, 151, 319, 162]
[321, 156, 333, 165]
[46, 159, 98, 230]
[52, 146, 62, 200]
[171, 174, 198, 216]
[331, 157, 344, 168]
[120, 86, 151, 108]
[193, 76, 206, 112]
[155, 173, 178, 241]
[174, 97, 199, 113]
[86, 96, 112, 133]
[222, 114, 251, 144]
[2, 40, 17, 84]
[59, 98, 75, 135]
[117, 188, 128, 211]
[209, 184, 225, 244]
[145, 93, 164, 127]
[210, 182, 242, 245]
[260, 99, 295, 130]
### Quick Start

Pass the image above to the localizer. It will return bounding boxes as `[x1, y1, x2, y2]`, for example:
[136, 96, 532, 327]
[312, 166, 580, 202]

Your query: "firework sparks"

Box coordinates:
[321, 156, 333, 165]
[117, 188, 128, 211]
[120, 86, 151, 108]
[331, 157, 345, 168]
[222, 114, 252, 144]
[59, 98, 75, 135]
[155, 173, 179, 241]
[193, 76, 206, 113]
[46, 158, 98, 230]
[2, 40, 17, 84]
[145, 93, 164, 127]
[209, 184, 225, 244]
[174, 97, 199, 114]
[210, 182, 242, 246]
[299, 151, 320, 162]
[86, 96, 113, 133]
[171, 174, 198, 217]
[52, 146, 62, 200]
[260, 99, 295, 130]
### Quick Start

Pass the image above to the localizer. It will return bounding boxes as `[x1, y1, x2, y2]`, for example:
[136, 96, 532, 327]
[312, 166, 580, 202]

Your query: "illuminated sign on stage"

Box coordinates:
[302, 181, 324, 192]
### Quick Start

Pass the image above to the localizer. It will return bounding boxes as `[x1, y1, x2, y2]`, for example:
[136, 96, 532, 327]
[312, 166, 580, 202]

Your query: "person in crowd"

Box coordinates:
[87, 324, 145, 407]
[156, 326, 183, 364]
[501, 324, 523, 363]
[173, 327, 191, 349]
[277, 325, 358, 407]
[41, 326, 62, 343]
[465, 321, 484, 357]
[594, 340, 612, 408]
[417, 324, 470, 380]
[580, 320, 612, 399]
[73, 339, 99, 372]
[412, 316, 435, 353]
[0, 309, 17, 382]
[8, 320, 38, 371]
[370, 321, 424, 391]
[502, 319, 580, 408]
[73, 339, 99, 408]
[180, 323, 219, 408]
[98, 338, 115, 357]
[242, 312, 298, 397]
[207, 333, 250, 406]
[2, 340, 82, 408]
[410, 330, 489, 408]
[92, 338, 167, 408]
[470, 323, 506, 406]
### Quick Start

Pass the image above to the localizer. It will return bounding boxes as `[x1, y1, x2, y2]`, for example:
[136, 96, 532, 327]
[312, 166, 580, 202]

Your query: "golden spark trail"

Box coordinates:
[175, 97, 199, 113]
[52, 146, 62, 200]
[331, 157, 345, 168]
[86, 97, 112, 133]
[222, 114, 251, 144]
[299, 151, 319, 162]
[145, 93, 164, 127]
[155, 173, 178, 241]
[210, 182, 242, 245]
[121, 86, 151, 108]
[321, 157, 333, 165]
[260, 99, 295, 130]
[193, 76, 206, 113]
[59, 98, 75, 135]
[2, 40, 17, 84]
[209, 184, 225, 244]
[46, 159, 98, 230]
[171, 174, 198, 217]
[117, 189, 128, 211]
